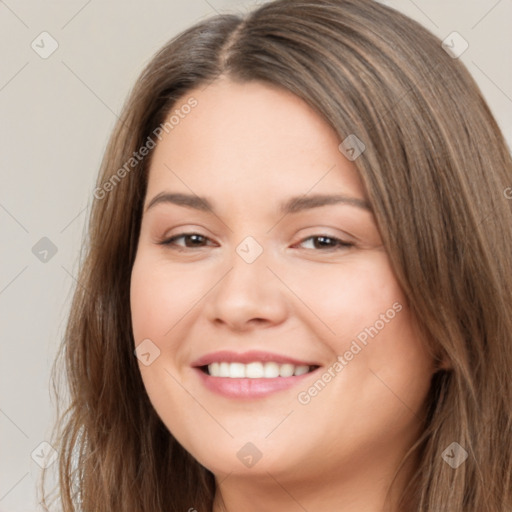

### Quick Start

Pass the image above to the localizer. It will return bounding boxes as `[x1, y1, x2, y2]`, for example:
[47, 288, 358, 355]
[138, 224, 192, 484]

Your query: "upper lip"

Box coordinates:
[191, 350, 320, 367]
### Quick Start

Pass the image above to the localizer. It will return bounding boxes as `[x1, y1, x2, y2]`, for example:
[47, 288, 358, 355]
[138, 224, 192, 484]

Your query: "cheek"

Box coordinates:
[129, 254, 209, 428]
[289, 250, 433, 405]
[308, 255, 432, 431]
[130, 254, 210, 345]
[284, 256, 432, 463]
[285, 251, 406, 344]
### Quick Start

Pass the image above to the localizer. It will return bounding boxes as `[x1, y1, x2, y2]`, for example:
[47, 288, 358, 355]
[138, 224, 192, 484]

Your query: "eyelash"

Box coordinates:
[158, 233, 354, 251]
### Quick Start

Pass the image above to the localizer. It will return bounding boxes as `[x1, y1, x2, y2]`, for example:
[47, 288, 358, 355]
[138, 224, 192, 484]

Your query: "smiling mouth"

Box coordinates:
[200, 362, 320, 378]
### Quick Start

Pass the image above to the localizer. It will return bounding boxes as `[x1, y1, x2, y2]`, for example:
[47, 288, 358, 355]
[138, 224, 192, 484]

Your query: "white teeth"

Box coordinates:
[209, 362, 219, 376]
[229, 362, 246, 378]
[206, 361, 314, 378]
[279, 363, 295, 377]
[246, 362, 264, 378]
[219, 362, 230, 377]
[263, 362, 280, 378]
[293, 365, 310, 376]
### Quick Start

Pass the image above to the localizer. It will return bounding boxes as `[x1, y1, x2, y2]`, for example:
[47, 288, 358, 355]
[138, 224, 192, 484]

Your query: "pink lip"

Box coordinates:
[190, 350, 321, 399]
[190, 350, 318, 367]
[193, 367, 320, 399]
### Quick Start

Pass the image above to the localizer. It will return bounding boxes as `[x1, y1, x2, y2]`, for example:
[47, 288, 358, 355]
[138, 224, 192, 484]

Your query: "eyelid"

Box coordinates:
[291, 225, 355, 244]
[156, 222, 219, 243]
[158, 232, 218, 248]
[293, 234, 354, 250]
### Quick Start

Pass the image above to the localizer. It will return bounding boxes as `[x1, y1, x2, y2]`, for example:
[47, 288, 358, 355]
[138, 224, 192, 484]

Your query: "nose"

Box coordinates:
[204, 245, 289, 332]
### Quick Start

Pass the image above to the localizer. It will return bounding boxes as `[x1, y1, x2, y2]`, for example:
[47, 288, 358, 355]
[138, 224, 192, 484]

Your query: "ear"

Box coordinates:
[434, 351, 453, 372]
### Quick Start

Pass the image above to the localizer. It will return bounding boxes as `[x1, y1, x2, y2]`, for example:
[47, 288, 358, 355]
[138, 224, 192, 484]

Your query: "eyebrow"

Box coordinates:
[144, 192, 371, 214]
[281, 194, 370, 213]
[145, 192, 211, 212]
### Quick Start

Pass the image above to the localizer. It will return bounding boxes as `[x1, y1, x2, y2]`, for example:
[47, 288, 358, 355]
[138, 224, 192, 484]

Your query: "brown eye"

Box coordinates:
[159, 233, 214, 248]
[297, 235, 353, 250]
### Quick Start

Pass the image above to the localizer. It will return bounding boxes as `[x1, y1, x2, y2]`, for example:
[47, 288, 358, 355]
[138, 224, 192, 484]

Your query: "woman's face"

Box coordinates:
[130, 78, 435, 484]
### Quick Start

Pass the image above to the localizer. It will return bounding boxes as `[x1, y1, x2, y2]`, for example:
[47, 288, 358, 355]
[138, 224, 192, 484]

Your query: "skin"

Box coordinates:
[130, 77, 436, 512]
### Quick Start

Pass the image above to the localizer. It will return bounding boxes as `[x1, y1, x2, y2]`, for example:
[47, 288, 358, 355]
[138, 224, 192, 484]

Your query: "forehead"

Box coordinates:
[145, 78, 365, 204]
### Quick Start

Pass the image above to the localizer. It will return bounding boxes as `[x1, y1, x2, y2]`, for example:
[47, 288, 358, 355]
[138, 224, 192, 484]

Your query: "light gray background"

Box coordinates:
[1, 0, 511, 510]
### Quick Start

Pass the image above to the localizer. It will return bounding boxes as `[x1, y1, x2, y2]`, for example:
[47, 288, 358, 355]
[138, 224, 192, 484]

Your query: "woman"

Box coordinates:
[42, 0, 512, 510]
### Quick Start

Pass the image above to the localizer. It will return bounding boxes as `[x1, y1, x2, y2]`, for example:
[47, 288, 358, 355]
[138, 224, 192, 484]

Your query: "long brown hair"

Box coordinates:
[41, 0, 512, 510]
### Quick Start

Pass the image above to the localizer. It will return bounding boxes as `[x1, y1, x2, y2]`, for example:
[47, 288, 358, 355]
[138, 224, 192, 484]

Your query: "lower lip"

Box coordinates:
[193, 367, 319, 399]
